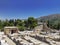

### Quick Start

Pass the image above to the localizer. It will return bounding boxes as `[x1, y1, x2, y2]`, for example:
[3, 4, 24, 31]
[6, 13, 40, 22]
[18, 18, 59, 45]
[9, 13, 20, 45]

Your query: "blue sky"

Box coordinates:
[0, 0, 60, 19]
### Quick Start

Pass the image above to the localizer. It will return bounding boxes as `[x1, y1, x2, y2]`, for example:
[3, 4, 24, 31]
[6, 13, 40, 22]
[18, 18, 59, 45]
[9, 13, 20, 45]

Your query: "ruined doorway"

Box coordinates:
[11, 30, 14, 34]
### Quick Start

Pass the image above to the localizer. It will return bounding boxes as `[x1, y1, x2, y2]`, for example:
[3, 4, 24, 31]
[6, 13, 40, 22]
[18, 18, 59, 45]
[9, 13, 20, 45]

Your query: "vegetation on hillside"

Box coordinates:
[37, 14, 60, 30]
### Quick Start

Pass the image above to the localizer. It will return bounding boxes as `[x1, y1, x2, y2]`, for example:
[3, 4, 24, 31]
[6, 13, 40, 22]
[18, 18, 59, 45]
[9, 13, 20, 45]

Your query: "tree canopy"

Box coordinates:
[0, 17, 38, 31]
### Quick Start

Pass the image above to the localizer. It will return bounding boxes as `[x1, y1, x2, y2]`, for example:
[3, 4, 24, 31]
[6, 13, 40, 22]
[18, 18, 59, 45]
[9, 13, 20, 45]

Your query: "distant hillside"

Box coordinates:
[37, 14, 60, 22]
[37, 14, 60, 30]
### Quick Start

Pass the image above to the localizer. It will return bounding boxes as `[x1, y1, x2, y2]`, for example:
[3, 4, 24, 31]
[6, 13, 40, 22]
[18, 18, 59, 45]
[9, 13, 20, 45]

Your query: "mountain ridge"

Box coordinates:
[37, 14, 60, 22]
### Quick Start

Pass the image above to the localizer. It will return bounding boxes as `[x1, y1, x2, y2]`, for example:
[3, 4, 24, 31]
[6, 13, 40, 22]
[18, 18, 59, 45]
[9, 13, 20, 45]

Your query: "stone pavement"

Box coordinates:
[5, 36, 16, 45]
